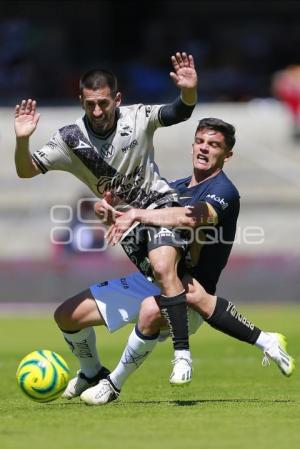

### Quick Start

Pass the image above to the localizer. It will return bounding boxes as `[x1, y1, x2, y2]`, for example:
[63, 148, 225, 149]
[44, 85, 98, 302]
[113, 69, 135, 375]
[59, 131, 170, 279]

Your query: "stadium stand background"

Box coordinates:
[1, 1, 300, 303]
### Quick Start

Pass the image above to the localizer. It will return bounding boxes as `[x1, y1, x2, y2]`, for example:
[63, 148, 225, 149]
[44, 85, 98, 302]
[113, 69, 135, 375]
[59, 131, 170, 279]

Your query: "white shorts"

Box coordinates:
[90, 271, 203, 340]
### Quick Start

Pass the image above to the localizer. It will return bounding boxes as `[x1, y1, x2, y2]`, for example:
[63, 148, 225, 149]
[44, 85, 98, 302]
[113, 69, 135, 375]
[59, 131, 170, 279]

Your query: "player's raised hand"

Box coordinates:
[15, 99, 40, 138]
[170, 52, 198, 96]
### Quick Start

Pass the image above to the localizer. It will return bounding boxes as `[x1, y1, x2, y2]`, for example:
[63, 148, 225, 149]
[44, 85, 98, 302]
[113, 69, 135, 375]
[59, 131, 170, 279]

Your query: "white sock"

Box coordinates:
[109, 326, 159, 390]
[62, 327, 102, 377]
[174, 349, 191, 360]
[254, 331, 275, 351]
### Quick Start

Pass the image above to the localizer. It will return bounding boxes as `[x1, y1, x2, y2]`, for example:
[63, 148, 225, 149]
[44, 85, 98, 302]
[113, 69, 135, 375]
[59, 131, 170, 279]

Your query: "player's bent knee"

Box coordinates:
[53, 298, 81, 329]
[54, 303, 70, 328]
[140, 305, 161, 324]
[151, 260, 177, 283]
[139, 297, 164, 333]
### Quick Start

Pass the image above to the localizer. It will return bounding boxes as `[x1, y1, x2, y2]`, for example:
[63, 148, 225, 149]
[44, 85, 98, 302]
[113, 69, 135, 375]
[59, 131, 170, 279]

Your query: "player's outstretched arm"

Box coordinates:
[14, 99, 41, 178]
[159, 53, 198, 127]
[105, 202, 218, 246]
[170, 52, 198, 105]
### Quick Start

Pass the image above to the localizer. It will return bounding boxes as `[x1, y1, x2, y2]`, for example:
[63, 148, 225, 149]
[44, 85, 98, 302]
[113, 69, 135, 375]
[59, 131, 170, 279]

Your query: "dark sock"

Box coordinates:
[159, 291, 189, 350]
[206, 297, 261, 344]
[135, 325, 160, 340]
[107, 376, 121, 394]
[61, 329, 81, 334]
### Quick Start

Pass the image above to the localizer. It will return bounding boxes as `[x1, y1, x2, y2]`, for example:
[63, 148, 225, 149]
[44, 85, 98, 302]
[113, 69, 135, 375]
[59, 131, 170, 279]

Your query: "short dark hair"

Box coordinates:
[196, 118, 236, 150]
[79, 69, 118, 97]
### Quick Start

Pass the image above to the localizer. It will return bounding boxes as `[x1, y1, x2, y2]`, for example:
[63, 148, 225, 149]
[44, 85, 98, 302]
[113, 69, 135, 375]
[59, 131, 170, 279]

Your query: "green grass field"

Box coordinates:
[0, 305, 299, 449]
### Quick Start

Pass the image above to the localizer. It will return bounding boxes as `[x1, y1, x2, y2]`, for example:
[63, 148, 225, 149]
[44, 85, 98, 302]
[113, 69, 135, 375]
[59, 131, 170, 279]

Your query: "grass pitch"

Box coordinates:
[0, 305, 299, 449]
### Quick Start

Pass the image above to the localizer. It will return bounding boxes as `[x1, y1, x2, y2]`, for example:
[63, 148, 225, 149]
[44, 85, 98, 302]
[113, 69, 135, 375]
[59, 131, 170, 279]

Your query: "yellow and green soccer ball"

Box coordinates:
[16, 350, 70, 403]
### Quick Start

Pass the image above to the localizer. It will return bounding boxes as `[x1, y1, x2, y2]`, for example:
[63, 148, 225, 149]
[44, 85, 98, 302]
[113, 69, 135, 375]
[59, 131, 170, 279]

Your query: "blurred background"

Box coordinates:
[1, 0, 300, 307]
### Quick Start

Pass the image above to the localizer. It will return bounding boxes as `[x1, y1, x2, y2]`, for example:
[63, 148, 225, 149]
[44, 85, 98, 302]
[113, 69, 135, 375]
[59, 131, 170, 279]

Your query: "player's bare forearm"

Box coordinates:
[15, 137, 40, 178]
[134, 203, 217, 228]
[106, 203, 217, 245]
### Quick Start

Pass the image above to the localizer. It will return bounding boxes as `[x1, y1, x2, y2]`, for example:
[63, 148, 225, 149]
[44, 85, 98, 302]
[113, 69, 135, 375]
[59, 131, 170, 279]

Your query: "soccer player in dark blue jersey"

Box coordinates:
[55, 119, 294, 405]
[56, 118, 295, 405]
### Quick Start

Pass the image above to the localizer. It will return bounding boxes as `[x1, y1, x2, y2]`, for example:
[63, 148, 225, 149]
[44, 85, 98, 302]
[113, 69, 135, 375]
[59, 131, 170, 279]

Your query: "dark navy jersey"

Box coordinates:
[170, 171, 240, 294]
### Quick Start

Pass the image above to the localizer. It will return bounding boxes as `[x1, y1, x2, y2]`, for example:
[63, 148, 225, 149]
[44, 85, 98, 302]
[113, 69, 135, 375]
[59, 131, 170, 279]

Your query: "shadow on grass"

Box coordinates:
[124, 398, 294, 407]
[39, 398, 294, 409]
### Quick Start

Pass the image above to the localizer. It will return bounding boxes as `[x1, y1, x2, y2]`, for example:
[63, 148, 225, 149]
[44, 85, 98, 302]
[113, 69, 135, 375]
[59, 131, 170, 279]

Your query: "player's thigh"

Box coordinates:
[54, 289, 104, 329]
[147, 225, 187, 274]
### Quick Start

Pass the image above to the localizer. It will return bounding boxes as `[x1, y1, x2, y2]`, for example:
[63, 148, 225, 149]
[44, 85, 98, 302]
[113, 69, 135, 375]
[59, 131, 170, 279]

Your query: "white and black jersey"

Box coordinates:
[32, 104, 178, 209]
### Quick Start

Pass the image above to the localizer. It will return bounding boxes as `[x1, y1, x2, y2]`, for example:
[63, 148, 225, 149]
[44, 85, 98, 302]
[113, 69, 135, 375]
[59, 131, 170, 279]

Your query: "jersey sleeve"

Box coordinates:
[32, 130, 72, 174]
[137, 104, 163, 134]
[204, 182, 240, 223]
[159, 96, 196, 126]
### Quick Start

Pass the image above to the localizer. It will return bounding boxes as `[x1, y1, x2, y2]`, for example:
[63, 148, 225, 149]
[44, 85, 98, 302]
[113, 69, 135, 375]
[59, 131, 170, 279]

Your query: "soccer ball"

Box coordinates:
[16, 350, 70, 403]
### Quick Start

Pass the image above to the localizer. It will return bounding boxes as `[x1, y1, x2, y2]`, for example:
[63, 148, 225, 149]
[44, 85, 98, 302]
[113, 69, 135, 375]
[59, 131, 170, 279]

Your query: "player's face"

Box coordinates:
[80, 87, 121, 134]
[192, 128, 233, 175]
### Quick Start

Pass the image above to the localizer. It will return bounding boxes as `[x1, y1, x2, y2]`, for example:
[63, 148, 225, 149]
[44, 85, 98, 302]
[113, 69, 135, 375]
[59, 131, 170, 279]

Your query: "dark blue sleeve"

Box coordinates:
[204, 182, 240, 223]
[158, 97, 196, 126]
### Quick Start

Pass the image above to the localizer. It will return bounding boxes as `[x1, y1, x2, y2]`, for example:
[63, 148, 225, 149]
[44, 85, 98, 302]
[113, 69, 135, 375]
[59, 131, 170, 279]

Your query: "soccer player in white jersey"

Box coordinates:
[14, 52, 197, 382]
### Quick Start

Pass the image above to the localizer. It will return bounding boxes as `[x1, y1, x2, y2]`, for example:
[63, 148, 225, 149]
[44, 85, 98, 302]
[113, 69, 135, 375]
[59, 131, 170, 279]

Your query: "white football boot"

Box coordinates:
[262, 333, 295, 377]
[80, 377, 120, 405]
[169, 352, 193, 386]
[62, 366, 110, 399]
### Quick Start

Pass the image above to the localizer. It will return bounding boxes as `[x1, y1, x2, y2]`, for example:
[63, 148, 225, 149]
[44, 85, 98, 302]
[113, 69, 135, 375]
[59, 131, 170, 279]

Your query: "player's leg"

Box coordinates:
[54, 290, 106, 331]
[56, 271, 161, 399]
[183, 275, 295, 376]
[106, 297, 163, 391]
[87, 323, 161, 406]
[54, 290, 110, 399]
[82, 292, 204, 407]
[109, 295, 200, 390]
[80, 296, 183, 405]
[80, 293, 204, 405]
[120, 223, 192, 383]
[148, 244, 191, 384]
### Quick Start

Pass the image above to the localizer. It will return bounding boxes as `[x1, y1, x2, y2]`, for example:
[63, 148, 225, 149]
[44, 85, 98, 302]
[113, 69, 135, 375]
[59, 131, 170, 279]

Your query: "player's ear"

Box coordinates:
[79, 95, 84, 109]
[224, 150, 233, 162]
[115, 92, 122, 107]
